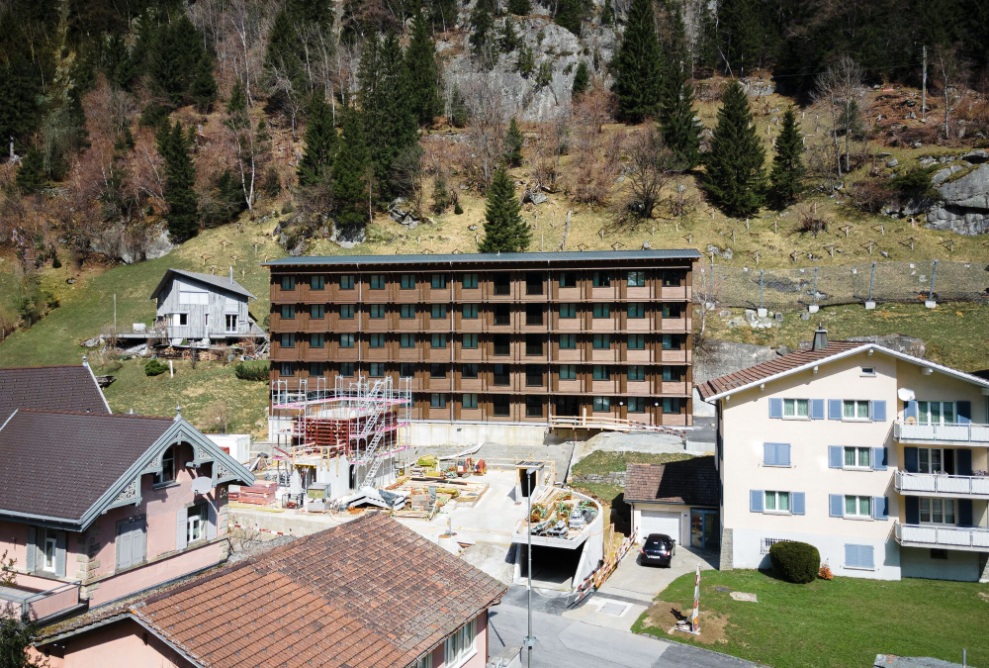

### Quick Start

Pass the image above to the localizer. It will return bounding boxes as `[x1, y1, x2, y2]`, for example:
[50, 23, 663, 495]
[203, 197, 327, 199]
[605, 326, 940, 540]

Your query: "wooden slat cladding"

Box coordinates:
[268, 253, 697, 426]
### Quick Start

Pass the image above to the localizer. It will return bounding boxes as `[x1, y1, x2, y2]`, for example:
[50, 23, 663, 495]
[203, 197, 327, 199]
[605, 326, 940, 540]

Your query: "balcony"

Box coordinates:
[894, 421, 989, 445]
[0, 574, 82, 622]
[894, 521, 989, 552]
[894, 470, 989, 499]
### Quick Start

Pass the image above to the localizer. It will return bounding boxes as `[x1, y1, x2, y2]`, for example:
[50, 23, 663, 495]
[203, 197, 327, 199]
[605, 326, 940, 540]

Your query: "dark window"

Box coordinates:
[559, 334, 577, 349]
[592, 303, 611, 318]
[560, 303, 577, 318]
[400, 304, 415, 319]
[463, 334, 479, 349]
[628, 335, 645, 350]
[525, 335, 543, 356]
[400, 274, 416, 289]
[369, 363, 385, 377]
[370, 274, 385, 289]
[340, 304, 354, 319]
[370, 334, 386, 348]
[340, 333, 355, 348]
[525, 396, 543, 417]
[431, 304, 447, 319]
[626, 303, 645, 318]
[627, 271, 645, 287]
[462, 363, 479, 379]
[310, 333, 325, 348]
[400, 334, 415, 348]
[493, 395, 511, 416]
[280, 333, 295, 348]
[526, 304, 544, 326]
[558, 272, 577, 288]
[310, 304, 325, 319]
[526, 274, 544, 295]
[463, 393, 478, 409]
[628, 365, 645, 381]
[370, 304, 386, 319]
[662, 398, 683, 413]
[593, 365, 610, 381]
[662, 303, 683, 318]
[525, 365, 543, 387]
[628, 398, 646, 413]
[559, 364, 577, 380]
[493, 364, 510, 386]
[662, 271, 684, 287]
[463, 304, 479, 319]
[310, 275, 325, 290]
[339, 275, 355, 289]
[340, 362, 355, 376]
[662, 366, 684, 382]
[592, 271, 611, 287]
[493, 335, 511, 356]
[279, 362, 294, 376]
[593, 396, 611, 411]
[281, 304, 295, 319]
[431, 334, 447, 349]
[493, 273, 511, 295]
[156, 446, 178, 485]
[399, 363, 415, 377]
[593, 334, 611, 349]
[931, 549, 948, 560]
[186, 503, 208, 544]
[431, 393, 447, 408]
[309, 363, 325, 377]
[662, 335, 682, 350]
[462, 273, 479, 289]
[430, 364, 446, 378]
[494, 305, 511, 326]
[280, 275, 296, 290]
[431, 274, 447, 289]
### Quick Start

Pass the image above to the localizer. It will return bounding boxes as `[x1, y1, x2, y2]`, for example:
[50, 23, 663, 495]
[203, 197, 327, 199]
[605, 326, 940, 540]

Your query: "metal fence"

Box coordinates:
[695, 260, 989, 310]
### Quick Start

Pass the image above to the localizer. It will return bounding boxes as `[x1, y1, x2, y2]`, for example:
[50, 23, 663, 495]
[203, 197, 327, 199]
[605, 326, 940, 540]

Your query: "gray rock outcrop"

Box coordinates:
[926, 163, 989, 235]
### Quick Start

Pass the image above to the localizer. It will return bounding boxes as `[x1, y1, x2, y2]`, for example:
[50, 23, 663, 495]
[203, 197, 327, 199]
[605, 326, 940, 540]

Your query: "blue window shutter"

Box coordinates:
[829, 494, 844, 517]
[845, 544, 874, 569]
[810, 399, 825, 420]
[870, 400, 886, 422]
[828, 446, 843, 469]
[957, 449, 972, 476]
[904, 447, 919, 473]
[872, 447, 888, 471]
[176, 509, 188, 551]
[750, 490, 764, 513]
[778, 444, 791, 467]
[959, 499, 973, 527]
[792, 492, 805, 515]
[863, 545, 875, 569]
[904, 400, 918, 423]
[872, 496, 888, 520]
[55, 531, 67, 578]
[763, 443, 775, 466]
[769, 398, 783, 419]
[956, 401, 971, 424]
[828, 399, 843, 420]
[206, 502, 218, 540]
[26, 527, 37, 572]
[905, 496, 919, 524]
[844, 544, 858, 567]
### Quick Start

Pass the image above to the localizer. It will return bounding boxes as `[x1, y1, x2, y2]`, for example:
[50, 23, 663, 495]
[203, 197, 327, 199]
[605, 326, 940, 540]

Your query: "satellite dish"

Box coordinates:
[897, 388, 915, 402]
[191, 477, 213, 495]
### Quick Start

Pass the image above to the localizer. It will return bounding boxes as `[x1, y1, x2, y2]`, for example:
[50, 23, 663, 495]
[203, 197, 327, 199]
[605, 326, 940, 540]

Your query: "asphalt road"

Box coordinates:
[488, 593, 758, 668]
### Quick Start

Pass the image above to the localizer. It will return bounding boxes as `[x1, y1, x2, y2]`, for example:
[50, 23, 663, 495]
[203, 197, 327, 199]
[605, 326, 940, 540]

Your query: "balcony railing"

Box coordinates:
[894, 521, 989, 551]
[894, 470, 989, 498]
[0, 574, 82, 622]
[894, 421, 989, 444]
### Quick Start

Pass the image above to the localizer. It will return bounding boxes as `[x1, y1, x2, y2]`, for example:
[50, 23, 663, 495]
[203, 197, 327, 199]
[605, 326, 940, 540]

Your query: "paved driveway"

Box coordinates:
[598, 544, 717, 605]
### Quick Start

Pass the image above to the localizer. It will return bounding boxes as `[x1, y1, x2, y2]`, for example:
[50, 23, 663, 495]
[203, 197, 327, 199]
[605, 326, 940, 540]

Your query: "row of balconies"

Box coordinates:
[413, 404, 690, 425]
[271, 342, 691, 365]
[895, 521, 989, 552]
[269, 312, 690, 334]
[271, 283, 692, 304]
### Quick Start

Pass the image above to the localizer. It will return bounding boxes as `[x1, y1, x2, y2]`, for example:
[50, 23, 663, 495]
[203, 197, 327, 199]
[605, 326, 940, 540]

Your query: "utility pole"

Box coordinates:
[921, 45, 927, 122]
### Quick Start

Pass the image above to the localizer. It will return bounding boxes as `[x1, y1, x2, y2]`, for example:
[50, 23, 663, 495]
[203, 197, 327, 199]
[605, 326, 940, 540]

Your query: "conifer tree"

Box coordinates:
[190, 54, 218, 113]
[701, 81, 765, 217]
[432, 172, 450, 213]
[768, 107, 805, 210]
[507, 0, 531, 15]
[554, 0, 584, 36]
[572, 61, 590, 98]
[612, 0, 663, 123]
[430, 0, 458, 32]
[503, 118, 524, 167]
[469, 0, 497, 67]
[405, 11, 441, 127]
[332, 107, 370, 239]
[297, 94, 337, 188]
[479, 167, 530, 253]
[16, 147, 46, 194]
[147, 15, 207, 108]
[658, 4, 701, 168]
[156, 120, 199, 243]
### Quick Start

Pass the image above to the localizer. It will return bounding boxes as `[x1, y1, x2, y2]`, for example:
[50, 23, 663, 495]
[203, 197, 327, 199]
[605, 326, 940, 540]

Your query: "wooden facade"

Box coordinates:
[265, 251, 699, 426]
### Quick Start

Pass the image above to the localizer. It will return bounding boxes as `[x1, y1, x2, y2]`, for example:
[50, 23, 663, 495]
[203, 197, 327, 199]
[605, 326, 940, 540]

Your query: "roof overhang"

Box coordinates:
[702, 343, 989, 404]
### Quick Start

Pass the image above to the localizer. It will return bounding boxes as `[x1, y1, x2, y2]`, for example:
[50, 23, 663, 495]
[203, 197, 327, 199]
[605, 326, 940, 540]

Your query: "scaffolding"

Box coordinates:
[268, 375, 413, 495]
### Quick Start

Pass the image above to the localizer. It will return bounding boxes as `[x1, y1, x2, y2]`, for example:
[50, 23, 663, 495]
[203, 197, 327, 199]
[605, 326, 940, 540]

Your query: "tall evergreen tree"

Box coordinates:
[156, 120, 199, 243]
[507, 0, 531, 16]
[16, 147, 46, 194]
[332, 107, 371, 240]
[469, 0, 497, 67]
[503, 118, 524, 167]
[716, 0, 766, 76]
[430, 0, 458, 32]
[405, 11, 441, 127]
[767, 108, 805, 210]
[297, 94, 337, 188]
[701, 81, 765, 217]
[611, 0, 663, 123]
[571, 61, 590, 98]
[147, 14, 206, 108]
[658, 4, 701, 168]
[554, 0, 584, 36]
[478, 166, 530, 253]
[190, 53, 218, 113]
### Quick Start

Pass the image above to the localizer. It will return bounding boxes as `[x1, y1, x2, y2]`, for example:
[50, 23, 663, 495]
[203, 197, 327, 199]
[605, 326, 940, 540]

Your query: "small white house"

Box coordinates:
[150, 268, 265, 346]
[626, 456, 720, 550]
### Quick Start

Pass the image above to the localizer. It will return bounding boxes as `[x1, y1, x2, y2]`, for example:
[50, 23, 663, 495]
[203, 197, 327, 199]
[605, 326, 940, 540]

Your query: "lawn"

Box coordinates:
[633, 569, 989, 668]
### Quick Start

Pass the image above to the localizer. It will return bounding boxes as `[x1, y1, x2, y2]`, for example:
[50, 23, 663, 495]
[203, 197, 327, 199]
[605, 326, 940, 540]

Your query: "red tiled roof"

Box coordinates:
[0, 364, 109, 422]
[625, 457, 719, 506]
[696, 341, 864, 401]
[131, 513, 507, 668]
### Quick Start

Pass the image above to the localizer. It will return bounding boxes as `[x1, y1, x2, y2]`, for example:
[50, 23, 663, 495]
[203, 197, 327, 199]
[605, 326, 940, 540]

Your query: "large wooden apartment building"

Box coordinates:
[265, 250, 699, 426]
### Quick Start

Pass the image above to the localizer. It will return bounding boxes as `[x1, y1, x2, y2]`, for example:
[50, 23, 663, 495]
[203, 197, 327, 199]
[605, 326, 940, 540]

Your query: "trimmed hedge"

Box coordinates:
[144, 359, 169, 377]
[234, 361, 269, 382]
[769, 540, 820, 584]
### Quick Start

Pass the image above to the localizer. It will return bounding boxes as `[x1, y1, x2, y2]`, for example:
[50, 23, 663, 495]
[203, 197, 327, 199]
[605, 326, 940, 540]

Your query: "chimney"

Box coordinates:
[812, 324, 828, 352]
[82, 355, 89, 368]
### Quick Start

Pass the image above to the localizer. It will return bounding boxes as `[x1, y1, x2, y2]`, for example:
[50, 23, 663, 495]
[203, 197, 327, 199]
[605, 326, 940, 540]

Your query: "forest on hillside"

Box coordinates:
[1, 0, 988, 335]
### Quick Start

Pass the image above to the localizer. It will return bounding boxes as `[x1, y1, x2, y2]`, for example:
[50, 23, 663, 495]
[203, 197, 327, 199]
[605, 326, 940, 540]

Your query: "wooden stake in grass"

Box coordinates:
[840, 224, 853, 238]
[865, 240, 875, 255]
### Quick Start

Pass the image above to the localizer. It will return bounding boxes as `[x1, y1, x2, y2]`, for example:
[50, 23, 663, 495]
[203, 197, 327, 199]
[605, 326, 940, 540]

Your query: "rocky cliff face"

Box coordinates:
[926, 152, 989, 235]
[439, 8, 617, 123]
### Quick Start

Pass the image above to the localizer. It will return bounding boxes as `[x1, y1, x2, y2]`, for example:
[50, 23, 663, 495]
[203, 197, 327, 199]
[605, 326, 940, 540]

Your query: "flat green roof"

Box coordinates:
[263, 250, 701, 267]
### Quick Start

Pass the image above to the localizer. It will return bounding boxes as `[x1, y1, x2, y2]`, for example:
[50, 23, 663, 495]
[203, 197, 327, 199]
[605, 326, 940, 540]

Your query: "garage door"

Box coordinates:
[638, 510, 680, 543]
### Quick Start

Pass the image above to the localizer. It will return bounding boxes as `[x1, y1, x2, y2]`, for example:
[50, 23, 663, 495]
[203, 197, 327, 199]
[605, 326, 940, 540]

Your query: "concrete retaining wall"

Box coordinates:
[402, 422, 549, 447]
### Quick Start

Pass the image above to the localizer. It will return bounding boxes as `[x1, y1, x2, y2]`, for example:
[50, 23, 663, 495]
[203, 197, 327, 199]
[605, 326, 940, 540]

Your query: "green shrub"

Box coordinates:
[234, 361, 269, 381]
[144, 359, 169, 377]
[769, 540, 820, 584]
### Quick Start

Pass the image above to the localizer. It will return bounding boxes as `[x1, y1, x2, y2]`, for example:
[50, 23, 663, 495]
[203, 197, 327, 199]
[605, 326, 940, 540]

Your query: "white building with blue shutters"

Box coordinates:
[698, 329, 989, 582]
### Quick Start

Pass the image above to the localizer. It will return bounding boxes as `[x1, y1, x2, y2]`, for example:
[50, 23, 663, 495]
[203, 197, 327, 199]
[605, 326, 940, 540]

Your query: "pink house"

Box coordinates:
[0, 405, 254, 623]
[35, 513, 508, 668]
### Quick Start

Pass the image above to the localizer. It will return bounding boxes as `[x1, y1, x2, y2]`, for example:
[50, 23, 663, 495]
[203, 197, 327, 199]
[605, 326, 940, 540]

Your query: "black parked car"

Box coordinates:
[640, 533, 676, 567]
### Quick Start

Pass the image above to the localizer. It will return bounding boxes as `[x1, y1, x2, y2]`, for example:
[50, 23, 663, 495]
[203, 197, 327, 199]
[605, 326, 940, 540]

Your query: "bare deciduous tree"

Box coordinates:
[814, 56, 862, 179]
[618, 129, 676, 223]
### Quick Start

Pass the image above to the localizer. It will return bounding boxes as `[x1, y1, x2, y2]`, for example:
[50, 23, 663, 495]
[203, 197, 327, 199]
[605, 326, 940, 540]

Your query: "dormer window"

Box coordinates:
[156, 446, 178, 485]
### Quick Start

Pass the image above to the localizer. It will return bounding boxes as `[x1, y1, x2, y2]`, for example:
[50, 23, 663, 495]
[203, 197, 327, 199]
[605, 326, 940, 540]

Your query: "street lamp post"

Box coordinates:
[524, 465, 542, 668]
